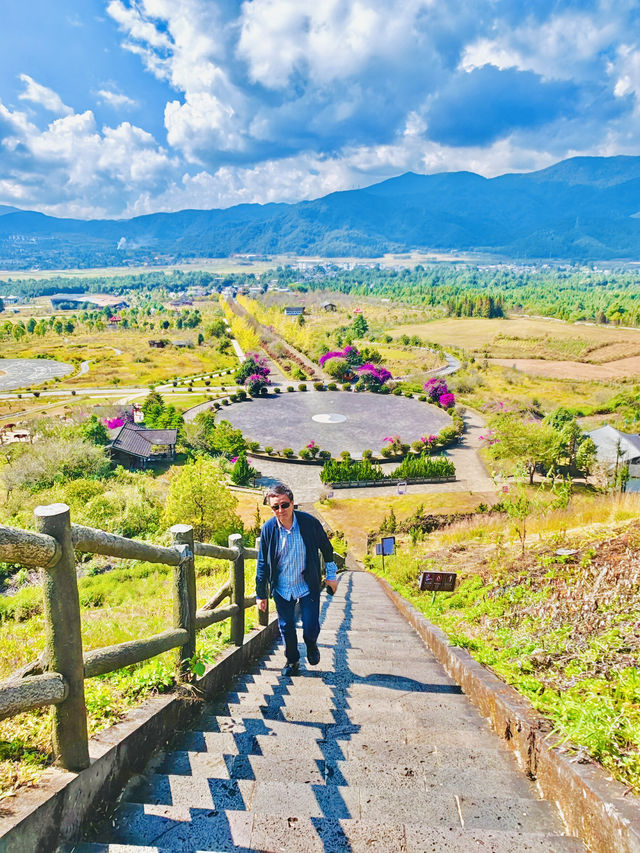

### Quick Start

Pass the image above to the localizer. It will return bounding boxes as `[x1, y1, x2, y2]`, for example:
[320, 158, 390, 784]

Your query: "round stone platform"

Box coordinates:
[217, 391, 451, 456]
[0, 358, 73, 391]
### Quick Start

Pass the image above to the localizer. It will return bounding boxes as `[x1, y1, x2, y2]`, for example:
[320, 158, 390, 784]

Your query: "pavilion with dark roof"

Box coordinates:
[109, 423, 177, 469]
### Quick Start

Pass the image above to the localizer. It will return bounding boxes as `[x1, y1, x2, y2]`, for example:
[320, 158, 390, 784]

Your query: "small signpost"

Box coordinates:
[419, 570, 457, 604]
[397, 480, 407, 495]
[375, 535, 395, 571]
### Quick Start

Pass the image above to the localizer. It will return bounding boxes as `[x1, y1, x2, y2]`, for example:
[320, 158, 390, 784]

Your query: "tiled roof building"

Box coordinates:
[109, 423, 177, 468]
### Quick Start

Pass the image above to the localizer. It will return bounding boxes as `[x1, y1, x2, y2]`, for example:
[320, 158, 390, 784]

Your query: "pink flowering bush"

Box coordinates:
[103, 417, 125, 430]
[357, 363, 392, 391]
[423, 377, 455, 408]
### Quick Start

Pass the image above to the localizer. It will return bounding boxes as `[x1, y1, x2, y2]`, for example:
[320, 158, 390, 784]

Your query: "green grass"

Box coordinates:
[0, 556, 259, 799]
[365, 509, 640, 793]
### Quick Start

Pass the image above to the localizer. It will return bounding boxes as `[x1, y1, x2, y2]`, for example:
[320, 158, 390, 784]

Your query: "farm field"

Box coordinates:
[489, 355, 640, 379]
[389, 316, 640, 362]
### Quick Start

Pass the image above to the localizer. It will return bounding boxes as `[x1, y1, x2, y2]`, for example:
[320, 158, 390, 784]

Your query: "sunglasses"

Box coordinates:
[271, 501, 291, 511]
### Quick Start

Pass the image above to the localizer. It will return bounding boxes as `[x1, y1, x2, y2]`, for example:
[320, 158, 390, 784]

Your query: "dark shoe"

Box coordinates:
[307, 644, 320, 666]
[282, 661, 299, 677]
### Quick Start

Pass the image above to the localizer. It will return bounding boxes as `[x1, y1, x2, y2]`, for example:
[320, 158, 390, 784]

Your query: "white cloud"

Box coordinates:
[18, 74, 73, 115]
[611, 43, 640, 104]
[1, 0, 639, 218]
[97, 89, 138, 109]
[0, 99, 176, 217]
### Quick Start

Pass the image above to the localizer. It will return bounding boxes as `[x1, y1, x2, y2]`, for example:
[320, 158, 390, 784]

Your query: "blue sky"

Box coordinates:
[1, 0, 639, 218]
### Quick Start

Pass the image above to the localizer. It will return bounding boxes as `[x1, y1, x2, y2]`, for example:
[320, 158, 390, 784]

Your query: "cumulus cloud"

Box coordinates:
[0, 99, 176, 217]
[97, 89, 138, 109]
[0, 0, 639, 217]
[18, 74, 73, 116]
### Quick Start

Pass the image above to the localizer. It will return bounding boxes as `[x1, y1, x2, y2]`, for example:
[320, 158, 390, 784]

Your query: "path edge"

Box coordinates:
[374, 572, 640, 853]
[0, 617, 279, 853]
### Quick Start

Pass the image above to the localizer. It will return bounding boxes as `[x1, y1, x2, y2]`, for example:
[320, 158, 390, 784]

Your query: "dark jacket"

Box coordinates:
[256, 510, 334, 600]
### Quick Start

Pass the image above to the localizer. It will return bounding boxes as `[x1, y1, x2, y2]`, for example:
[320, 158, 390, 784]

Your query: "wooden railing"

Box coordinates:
[0, 503, 344, 772]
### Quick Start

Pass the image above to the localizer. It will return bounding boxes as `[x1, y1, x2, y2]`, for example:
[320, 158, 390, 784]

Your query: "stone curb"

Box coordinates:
[0, 617, 279, 853]
[375, 573, 640, 853]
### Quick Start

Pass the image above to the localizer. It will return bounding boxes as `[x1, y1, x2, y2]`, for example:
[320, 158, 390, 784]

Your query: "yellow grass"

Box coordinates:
[2, 329, 235, 390]
[316, 492, 494, 557]
[389, 316, 640, 362]
[431, 492, 640, 550]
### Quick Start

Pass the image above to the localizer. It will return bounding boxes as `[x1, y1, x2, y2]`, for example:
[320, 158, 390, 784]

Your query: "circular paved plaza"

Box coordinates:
[0, 358, 73, 391]
[218, 391, 452, 456]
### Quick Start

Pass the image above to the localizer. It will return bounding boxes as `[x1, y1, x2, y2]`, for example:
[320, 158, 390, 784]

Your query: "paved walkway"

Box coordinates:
[253, 408, 495, 504]
[76, 571, 583, 852]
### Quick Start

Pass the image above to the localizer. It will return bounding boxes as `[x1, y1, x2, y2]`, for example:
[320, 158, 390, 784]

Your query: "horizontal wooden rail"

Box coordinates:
[0, 524, 61, 568]
[193, 541, 237, 560]
[0, 673, 67, 721]
[0, 507, 346, 771]
[71, 524, 183, 566]
[193, 541, 258, 561]
[195, 603, 239, 630]
[84, 629, 189, 679]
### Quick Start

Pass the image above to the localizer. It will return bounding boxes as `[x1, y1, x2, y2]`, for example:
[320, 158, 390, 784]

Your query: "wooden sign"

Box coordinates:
[419, 571, 457, 592]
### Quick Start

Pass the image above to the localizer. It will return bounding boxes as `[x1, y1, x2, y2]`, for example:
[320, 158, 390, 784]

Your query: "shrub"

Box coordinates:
[380, 446, 394, 458]
[342, 383, 351, 391]
[282, 448, 295, 457]
[231, 453, 259, 486]
[314, 382, 325, 391]
[354, 381, 365, 391]
[222, 398, 229, 405]
[340, 450, 351, 461]
[237, 389, 247, 401]
[318, 449, 331, 460]
[390, 454, 455, 479]
[298, 383, 307, 391]
[362, 449, 373, 460]
[418, 394, 426, 401]
[274, 387, 281, 394]
[248, 440, 260, 452]
[393, 388, 402, 396]
[299, 448, 312, 459]
[321, 457, 384, 484]
[327, 382, 337, 391]
[287, 386, 295, 392]
[264, 445, 274, 454]
[404, 392, 413, 398]
[214, 402, 221, 409]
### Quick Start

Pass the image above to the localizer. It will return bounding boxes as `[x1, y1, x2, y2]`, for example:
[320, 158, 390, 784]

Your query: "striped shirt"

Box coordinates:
[274, 515, 337, 601]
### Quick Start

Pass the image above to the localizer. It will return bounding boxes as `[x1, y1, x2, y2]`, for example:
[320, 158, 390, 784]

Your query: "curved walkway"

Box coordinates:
[78, 571, 583, 852]
[252, 409, 494, 503]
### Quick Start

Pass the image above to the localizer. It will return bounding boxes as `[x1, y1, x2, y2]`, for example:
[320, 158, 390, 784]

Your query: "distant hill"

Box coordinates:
[2, 155, 640, 268]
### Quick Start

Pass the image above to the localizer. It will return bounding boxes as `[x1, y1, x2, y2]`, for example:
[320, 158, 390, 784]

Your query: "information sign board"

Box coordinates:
[419, 571, 457, 592]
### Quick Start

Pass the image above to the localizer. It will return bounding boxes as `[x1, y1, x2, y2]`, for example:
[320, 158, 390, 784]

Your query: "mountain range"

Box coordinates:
[2, 155, 640, 268]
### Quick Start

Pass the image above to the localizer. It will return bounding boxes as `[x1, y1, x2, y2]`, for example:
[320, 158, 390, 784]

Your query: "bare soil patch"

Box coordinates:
[489, 356, 640, 380]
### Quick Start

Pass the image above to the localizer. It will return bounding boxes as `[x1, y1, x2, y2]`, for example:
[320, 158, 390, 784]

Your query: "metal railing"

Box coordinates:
[0, 504, 344, 772]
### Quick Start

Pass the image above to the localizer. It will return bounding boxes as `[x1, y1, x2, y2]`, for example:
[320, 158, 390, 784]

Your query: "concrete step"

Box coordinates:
[122, 774, 561, 832]
[86, 803, 584, 852]
[74, 571, 586, 853]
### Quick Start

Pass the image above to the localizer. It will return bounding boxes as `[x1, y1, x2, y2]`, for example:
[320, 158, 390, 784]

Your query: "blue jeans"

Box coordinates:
[273, 591, 320, 664]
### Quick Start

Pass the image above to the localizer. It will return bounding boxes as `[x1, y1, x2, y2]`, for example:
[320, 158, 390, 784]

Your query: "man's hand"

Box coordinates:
[256, 598, 268, 612]
[325, 579, 338, 595]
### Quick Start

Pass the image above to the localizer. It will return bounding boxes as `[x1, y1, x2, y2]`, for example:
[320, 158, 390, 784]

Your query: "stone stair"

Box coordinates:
[68, 571, 585, 852]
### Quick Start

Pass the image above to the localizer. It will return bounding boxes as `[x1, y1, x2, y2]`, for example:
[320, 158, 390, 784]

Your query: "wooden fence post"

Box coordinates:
[34, 503, 89, 771]
[170, 524, 197, 678]
[229, 533, 244, 646]
[256, 536, 269, 628]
